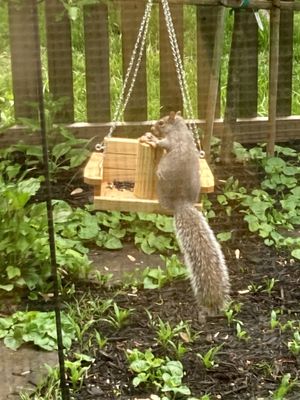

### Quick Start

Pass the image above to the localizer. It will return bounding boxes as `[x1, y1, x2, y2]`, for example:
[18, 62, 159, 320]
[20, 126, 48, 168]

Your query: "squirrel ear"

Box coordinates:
[168, 111, 176, 122]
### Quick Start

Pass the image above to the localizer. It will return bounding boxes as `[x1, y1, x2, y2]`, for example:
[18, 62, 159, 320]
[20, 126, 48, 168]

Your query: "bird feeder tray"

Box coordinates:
[84, 137, 214, 214]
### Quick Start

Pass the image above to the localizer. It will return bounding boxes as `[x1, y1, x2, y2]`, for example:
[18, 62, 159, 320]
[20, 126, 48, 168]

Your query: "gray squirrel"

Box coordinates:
[141, 111, 230, 319]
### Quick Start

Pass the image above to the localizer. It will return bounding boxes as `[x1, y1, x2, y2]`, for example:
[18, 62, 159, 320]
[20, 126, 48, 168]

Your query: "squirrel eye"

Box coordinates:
[158, 120, 164, 126]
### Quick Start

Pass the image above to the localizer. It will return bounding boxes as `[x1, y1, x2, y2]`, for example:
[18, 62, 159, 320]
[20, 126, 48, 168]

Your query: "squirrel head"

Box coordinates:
[152, 111, 184, 137]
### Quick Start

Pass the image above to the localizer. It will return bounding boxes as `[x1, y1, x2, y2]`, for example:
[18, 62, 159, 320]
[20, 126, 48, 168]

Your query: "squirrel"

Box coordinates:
[141, 111, 230, 319]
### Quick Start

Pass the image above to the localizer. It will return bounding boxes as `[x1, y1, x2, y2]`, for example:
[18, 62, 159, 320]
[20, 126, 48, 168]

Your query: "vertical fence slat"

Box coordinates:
[202, 6, 225, 158]
[277, 3, 293, 116]
[196, 6, 221, 119]
[8, 0, 40, 120]
[220, 10, 258, 162]
[159, 4, 183, 115]
[84, 4, 110, 122]
[121, 1, 147, 121]
[236, 10, 258, 118]
[220, 10, 240, 163]
[267, 6, 280, 155]
[45, 0, 74, 123]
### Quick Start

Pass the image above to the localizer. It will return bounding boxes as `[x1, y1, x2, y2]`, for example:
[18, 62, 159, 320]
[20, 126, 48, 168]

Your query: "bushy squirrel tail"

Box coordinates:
[174, 203, 230, 315]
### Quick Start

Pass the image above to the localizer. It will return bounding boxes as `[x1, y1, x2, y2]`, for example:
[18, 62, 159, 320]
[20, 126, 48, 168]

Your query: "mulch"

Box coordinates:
[71, 235, 300, 400]
[26, 152, 300, 399]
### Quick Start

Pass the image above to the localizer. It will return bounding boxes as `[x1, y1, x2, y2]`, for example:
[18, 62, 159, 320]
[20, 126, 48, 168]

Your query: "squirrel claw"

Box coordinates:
[139, 132, 158, 148]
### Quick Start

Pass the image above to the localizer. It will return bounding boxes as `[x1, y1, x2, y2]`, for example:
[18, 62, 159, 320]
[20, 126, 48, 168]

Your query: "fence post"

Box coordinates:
[45, 0, 74, 123]
[8, 0, 40, 120]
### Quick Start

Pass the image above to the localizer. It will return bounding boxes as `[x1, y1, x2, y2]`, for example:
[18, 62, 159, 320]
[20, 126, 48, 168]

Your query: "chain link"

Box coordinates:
[97, 0, 203, 156]
[160, 0, 203, 154]
[97, 0, 154, 147]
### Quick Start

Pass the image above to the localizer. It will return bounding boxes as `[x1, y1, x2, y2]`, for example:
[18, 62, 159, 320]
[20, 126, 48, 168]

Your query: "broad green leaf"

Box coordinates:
[4, 335, 23, 351]
[104, 236, 123, 250]
[143, 276, 160, 289]
[264, 157, 286, 174]
[244, 215, 260, 232]
[130, 360, 150, 373]
[0, 317, 13, 330]
[52, 143, 71, 160]
[6, 266, 21, 280]
[108, 228, 126, 239]
[79, 223, 99, 240]
[69, 149, 90, 168]
[26, 146, 43, 158]
[0, 284, 14, 292]
[132, 373, 149, 387]
[291, 249, 300, 260]
[217, 194, 227, 205]
[155, 215, 174, 233]
[217, 232, 232, 242]
[141, 239, 156, 254]
[18, 178, 40, 197]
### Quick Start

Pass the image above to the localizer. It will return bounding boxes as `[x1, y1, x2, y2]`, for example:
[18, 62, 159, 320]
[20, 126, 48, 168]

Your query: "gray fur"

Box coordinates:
[150, 112, 230, 316]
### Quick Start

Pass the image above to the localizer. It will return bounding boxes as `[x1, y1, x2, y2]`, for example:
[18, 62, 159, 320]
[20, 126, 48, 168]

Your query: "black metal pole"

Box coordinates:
[32, 1, 70, 399]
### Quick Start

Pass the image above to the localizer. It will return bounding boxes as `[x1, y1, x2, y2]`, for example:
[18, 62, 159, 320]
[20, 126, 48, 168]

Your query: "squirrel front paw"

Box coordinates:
[139, 132, 159, 148]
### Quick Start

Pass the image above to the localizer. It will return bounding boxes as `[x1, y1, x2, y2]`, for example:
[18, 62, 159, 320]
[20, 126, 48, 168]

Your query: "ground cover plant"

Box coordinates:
[10, 142, 299, 400]
[0, 1, 300, 399]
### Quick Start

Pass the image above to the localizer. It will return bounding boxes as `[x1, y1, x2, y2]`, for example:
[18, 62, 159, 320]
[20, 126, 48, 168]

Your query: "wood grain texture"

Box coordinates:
[4, 117, 300, 147]
[201, 6, 225, 157]
[134, 142, 163, 199]
[235, 9, 258, 118]
[220, 10, 240, 163]
[45, 0, 74, 122]
[277, 1, 293, 116]
[84, 4, 110, 122]
[267, 6, 280, 155]
[197, 5, 221, 119]
[8, 0, 40, 119]
[83, 137, 213, 212]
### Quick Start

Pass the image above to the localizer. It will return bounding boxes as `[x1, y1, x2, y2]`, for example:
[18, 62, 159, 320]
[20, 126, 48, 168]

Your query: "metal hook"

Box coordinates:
[199, 150, 206, 159]
[95, 143, 104, 152]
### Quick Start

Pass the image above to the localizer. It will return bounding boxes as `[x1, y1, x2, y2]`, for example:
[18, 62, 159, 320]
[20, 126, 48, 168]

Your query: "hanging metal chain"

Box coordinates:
[97, 0, 204, 157]
[161, 0, 205, 157]
[96, 0, 153, 150]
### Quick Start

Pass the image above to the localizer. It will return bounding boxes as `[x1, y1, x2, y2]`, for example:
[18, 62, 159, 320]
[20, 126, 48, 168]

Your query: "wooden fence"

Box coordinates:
[2, 0, 300, 159]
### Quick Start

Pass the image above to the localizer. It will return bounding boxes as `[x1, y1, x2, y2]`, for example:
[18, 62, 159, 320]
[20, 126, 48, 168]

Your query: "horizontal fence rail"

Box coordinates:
[2, 0, 300, 153]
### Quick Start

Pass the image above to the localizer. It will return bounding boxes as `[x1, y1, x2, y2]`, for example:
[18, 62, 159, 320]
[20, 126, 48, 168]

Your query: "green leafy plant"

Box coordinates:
[263, 277, 278, 295]
[0, 311, 76, 351]
[270, 309, 280, 330]
[0, 173, 91, 296]
[272, 373, 297, 400]
[247, 282, 263, 293]
[197, 344, 223, 369]
[12, 96, 90, 181]
[143, 266, 168, 289]
[65, 353, 95, 390]
[155, 318, 192, 350]
[143, 255, 187, 289]
[287, 331, 300, 356]
[235, 322, 250, 341]
[224, 302, 242, 326]
[127, 348, 192, 398]
[104, 302, 134, 329]
[94, 330, 108, 349]
[216, 231, 232, 242]
[19, 363, 61, 400]
[217, 146, 300, 259]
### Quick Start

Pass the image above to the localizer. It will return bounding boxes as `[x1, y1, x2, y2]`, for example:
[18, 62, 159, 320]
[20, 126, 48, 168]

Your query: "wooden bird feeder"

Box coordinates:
[83, 136, 214, 214]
